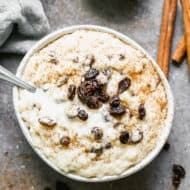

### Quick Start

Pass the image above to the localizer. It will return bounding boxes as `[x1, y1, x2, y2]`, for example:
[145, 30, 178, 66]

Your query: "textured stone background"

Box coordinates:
[0, 0, 189, 190]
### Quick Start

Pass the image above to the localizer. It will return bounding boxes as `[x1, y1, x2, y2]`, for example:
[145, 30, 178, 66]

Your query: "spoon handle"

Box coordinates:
[0, 65, 36, 93]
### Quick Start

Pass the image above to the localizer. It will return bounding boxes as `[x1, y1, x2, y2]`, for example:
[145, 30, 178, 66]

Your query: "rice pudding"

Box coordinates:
[18, 30, 168, 178]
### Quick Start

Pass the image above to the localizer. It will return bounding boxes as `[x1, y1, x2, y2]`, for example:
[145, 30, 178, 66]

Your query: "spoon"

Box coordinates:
[0, 65, 36, 93]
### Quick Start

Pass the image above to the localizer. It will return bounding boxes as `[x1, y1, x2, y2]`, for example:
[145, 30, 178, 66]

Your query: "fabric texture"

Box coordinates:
[0, 0, 50, 54]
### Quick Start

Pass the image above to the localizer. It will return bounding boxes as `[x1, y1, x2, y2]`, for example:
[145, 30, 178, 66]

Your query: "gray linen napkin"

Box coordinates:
[0, 0, 50, 54]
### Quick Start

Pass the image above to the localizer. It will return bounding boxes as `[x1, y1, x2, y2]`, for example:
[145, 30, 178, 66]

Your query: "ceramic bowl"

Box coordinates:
[13, 25, 174, 182]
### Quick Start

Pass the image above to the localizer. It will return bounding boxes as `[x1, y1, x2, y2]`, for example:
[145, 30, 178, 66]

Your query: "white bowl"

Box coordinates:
[13, 25, 174, 182]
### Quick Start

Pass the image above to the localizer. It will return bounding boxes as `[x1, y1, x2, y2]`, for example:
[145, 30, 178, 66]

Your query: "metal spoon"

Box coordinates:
[0, 65, 36, 93]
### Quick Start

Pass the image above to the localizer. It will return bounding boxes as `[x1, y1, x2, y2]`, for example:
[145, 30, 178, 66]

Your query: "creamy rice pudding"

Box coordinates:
[18, 30, 168, 178]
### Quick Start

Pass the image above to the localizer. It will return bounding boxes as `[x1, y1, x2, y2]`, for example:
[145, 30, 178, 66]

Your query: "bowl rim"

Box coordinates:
[12, 25, 174, 182]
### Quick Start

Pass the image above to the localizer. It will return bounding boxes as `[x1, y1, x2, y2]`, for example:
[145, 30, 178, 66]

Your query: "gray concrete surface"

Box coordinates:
[0, 0, 189, 189]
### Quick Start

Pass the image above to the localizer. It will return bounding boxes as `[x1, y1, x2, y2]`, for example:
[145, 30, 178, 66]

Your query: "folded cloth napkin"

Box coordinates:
[0, 0, 50, 54]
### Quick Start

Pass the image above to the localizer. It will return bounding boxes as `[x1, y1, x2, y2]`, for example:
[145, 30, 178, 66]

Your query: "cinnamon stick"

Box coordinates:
[157, 0, 177, 77]
[172, 35, 186, 64]
[181, 0, 190, 72]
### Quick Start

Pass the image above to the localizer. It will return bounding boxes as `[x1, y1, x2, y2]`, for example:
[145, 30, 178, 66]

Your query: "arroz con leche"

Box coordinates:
[17, 29, 168, 178]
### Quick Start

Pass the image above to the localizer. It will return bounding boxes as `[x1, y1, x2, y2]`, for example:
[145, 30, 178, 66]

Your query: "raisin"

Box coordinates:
[77, 88, 84, 102]
[77, 110, 88, 121]
[77, 85, 87, 103]
[163, 142, 170, 151]
[49, 54, 57, 64]
[118, 77, 131, 94]
[173, 164, 186, 178]
[90, 146, 103, 156]
[77, 79, 109, 109]
[138, 103, 146, 120]
[119, 54, 125, 60]
[68, 84, 76, 100]
[38, 116, 56, 127]
[109, 104, 126, 117]
[104, 142, 112, 149]
[86, 80, 99, 94]
[85, 68, 99, 80]
[60, 136, 70, 146]
[98, 92, 109, 103]
[49, 52, 58, 65]
[172, 164, 186, 188]
[109, 95, 120, 107]
[86, 96, 100, 109]
[119, 131, 129, 144]
[91, 127, 103, 140]
[77, 80, 98, 102]
[50, 57, 57, 64]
